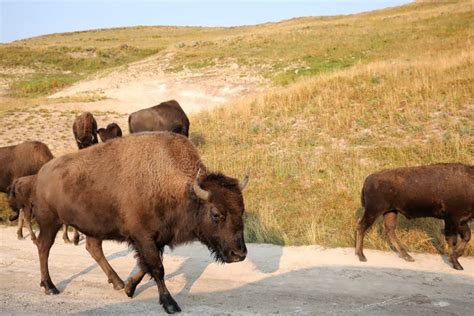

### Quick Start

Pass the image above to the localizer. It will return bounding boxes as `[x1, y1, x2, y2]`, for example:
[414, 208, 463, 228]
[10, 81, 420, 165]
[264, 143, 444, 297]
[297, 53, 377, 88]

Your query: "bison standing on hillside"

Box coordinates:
[33, 132, 249, 313]
[355, 163, 473, 270]
[128, 100, 190, 137]
[72, 112, 98, 149]
[0, 141, 53, 234]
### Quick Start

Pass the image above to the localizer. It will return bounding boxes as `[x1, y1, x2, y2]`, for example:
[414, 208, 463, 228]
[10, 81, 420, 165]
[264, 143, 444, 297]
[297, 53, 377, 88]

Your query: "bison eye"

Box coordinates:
[210, 208, 223, 223]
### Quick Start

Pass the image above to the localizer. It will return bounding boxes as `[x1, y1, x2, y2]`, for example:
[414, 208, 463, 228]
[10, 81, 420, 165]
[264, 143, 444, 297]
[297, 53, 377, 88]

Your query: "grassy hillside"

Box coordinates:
[1, 0, 473, 255]
[1, 1, 472, 96]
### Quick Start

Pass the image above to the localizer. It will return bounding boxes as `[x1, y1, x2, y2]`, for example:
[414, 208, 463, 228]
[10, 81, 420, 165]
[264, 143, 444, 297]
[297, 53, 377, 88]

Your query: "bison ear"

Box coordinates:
[239, 170, 250, 191]
[193, 169, 210, 201]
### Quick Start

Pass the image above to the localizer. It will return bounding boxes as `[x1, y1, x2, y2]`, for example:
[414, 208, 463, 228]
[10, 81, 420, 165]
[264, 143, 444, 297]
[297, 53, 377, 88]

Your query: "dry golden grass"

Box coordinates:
[190, 50, 473, 255]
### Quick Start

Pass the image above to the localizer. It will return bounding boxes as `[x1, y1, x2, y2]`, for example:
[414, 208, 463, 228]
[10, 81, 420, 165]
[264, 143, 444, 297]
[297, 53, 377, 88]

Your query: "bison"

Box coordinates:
[33, 132, 249, 313]
[355, 163, 473, 270]
[8, 175, 37, 241]
[72, 112, 98, 149]
[0, 141, 53, 223]
[128, 100, 190, 137]
[98, 123, 123, 142]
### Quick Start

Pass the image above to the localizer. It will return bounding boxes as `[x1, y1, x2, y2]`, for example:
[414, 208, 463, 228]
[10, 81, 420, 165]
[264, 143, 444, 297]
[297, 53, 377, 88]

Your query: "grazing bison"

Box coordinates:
[0, 141, 53, 222]
[128, 100, 190, 137]
[33, 132, 249, 313]
[355, 163, 473, 270]
[8, 175, 37, 241]
[72, 112, 98, 149]
[98, 123, 123, 142]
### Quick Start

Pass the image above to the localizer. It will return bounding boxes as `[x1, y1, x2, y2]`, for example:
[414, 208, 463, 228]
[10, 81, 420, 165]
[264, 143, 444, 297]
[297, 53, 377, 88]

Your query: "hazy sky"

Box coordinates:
[1, 0, 410, 43]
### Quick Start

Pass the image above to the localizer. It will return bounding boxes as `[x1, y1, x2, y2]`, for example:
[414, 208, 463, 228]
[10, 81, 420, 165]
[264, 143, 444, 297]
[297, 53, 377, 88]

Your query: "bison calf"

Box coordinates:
[8, 175, 37, 242]
[355, 163, 473, 270]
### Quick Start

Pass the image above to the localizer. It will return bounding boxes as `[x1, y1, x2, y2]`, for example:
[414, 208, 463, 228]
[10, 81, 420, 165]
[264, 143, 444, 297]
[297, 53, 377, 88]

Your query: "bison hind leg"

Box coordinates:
[383, 211, 414, 262]
[355, 211, 379, 262]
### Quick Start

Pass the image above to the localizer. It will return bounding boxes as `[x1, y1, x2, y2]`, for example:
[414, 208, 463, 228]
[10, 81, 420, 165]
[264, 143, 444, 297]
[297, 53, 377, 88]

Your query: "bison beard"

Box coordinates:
[33, 132, 249, 314]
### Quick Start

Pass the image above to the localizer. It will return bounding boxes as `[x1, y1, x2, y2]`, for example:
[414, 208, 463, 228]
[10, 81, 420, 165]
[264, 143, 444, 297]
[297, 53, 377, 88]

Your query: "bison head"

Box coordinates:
[98, 123, 123, 143]
[193, 170, 249, 263]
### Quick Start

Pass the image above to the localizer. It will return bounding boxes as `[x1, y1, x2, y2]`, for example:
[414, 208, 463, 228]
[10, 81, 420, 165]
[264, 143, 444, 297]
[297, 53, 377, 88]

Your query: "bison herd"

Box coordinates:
[0, 99, 472, 313]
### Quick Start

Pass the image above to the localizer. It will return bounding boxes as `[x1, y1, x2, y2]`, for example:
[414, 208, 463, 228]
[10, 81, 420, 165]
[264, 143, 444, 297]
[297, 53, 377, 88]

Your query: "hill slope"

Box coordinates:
[0, 0, 472, 256]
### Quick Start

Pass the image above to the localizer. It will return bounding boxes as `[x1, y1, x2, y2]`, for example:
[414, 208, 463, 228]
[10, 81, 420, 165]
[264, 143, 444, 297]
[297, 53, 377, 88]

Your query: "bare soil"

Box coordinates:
[1, 226, 473, 315]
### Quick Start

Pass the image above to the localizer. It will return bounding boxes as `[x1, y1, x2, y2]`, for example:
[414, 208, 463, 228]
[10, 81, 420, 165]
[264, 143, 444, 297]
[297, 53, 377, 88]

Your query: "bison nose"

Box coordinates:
[230, 248, 247, 262]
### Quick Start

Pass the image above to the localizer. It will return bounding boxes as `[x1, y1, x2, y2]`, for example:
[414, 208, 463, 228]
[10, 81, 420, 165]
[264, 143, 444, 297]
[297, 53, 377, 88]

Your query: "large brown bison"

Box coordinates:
[98, 123, 123, 142]
[128, 100, 190, 137]
[72, 112, 98, 149]
[8, 175, 37, 241]
[33, 132, 249, 313]
[355, 163, 473, 270]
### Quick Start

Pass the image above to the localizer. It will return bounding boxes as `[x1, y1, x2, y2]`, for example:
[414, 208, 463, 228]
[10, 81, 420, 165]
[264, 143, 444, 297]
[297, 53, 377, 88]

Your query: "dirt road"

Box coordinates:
[1, 226, 473, 315]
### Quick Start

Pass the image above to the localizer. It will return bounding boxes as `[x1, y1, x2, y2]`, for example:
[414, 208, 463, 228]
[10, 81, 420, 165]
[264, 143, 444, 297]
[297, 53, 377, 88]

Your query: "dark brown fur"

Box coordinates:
[355, 163, 474, 270]
[8, 175, 37, 241]
[98, 123, 123, 143]
[72, 112, 98, 149]
[128, 100, 190, 137]
[33, 132, 248, 313]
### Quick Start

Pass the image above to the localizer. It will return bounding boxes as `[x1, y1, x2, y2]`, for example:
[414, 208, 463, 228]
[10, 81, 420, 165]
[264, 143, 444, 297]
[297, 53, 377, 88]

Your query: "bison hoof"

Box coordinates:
[17, 234, 24, 240]
[356, 253, 367, 262]
[160, 294, 181, 314]
[40, 281, 59, 295]
[452, 262, 464, 271]
[125, 286, 136, 298]
[63, 238, 72, 244]
[402, 254, 415, 262]
[108, 278, 124, 290]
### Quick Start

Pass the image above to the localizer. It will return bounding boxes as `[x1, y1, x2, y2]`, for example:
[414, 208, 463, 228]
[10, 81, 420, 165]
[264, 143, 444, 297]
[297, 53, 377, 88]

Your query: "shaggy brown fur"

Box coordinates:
[1, 141, 53, 224]
[8, 175, 37, 241]
[128, 100, 190, 137]
[72, 112, 98, 149]
[355, 163, 473, 270]
[34, 132, 248, 314]
[98, 123, 123, 142]
[0, 141, 53, 194]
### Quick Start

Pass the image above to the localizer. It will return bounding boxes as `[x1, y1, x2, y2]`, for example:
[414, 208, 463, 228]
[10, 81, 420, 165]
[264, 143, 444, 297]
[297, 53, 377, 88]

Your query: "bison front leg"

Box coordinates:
[444, 219, 463, 270]
[383, 212, 414, 262]
[134, 239, 180, 314]
[125, 269, 146, 298]
[125, 247, 163, 298]
[455, 222, 471, 258]
[85, 237, 124, 290]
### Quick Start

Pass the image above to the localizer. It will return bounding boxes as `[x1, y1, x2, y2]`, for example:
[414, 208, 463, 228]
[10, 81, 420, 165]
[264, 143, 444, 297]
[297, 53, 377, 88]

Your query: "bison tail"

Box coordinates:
[360, 185, 365, 208]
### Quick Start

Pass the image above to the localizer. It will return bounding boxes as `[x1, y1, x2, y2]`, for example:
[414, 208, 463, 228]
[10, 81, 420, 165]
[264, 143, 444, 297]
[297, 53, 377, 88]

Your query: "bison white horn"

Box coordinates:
[193, 169, 210, 201]
[239, 171, 250, 191]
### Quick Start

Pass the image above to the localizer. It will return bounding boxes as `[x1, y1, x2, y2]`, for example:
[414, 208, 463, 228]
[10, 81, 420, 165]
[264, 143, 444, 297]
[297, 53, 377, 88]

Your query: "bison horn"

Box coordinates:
[239, 170, 250, 191]
[193, 169, 210, 201]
